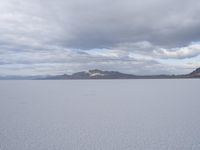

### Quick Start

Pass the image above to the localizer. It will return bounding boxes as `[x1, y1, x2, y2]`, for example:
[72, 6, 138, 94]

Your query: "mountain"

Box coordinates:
[45, 69, 139, 79]
[188, 67, 200, 78]
[44, 68, 200, 79]
[44, 69, 186, 80]
[1, 68, 200, 80]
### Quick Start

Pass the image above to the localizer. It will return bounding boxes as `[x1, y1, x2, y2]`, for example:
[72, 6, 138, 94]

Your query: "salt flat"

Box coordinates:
[0, 80, 200, 150]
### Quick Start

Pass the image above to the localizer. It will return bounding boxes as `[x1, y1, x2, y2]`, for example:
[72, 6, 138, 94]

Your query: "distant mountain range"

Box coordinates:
[1, 68, 200, 80]
[42, 68, 200, 80]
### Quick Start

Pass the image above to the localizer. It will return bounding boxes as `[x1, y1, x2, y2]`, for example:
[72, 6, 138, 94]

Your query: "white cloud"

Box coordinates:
[154, 43, 200, 59]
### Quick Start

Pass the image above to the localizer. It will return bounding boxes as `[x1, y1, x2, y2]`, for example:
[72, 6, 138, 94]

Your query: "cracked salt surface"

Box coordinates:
[0, 80, 200, 150]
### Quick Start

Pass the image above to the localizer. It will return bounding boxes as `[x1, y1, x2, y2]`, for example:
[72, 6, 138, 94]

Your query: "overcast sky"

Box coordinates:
[0, 0, 200, 75]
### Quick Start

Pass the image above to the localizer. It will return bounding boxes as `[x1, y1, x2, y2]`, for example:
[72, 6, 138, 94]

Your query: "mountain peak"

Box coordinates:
[88, 69, 103, 73]
[190, 67, 200, 76]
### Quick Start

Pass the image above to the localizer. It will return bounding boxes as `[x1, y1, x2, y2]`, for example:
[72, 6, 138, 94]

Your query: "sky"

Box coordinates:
[0, 0, 200, 75]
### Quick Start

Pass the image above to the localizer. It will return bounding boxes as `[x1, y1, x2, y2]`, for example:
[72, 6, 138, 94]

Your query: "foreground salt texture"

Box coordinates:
[0, 80, 200, 150]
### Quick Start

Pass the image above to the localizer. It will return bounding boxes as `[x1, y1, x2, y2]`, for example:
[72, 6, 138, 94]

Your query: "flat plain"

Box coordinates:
[0, 80, 200, 150]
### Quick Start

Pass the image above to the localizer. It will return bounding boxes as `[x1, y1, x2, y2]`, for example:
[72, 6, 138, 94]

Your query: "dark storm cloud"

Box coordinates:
[48, 0, 200, 49]
[4, 0, 199, 49]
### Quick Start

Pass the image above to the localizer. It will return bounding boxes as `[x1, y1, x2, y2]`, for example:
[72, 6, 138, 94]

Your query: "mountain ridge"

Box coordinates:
[0, 68, 200, 80]
[189, 68, 200, 77]
[42, 68, 200, 80]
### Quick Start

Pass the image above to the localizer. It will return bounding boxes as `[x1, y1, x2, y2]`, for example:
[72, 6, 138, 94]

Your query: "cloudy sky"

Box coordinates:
[0, 0, 200, 75]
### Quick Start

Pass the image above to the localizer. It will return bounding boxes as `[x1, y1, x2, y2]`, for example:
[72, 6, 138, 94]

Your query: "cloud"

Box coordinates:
[153, 43, 200, 59]
[1, 0, 200, 49]
[0, 0, 200, 75]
